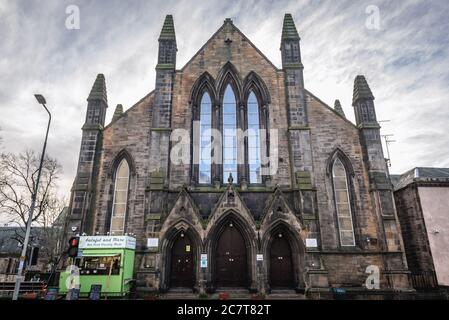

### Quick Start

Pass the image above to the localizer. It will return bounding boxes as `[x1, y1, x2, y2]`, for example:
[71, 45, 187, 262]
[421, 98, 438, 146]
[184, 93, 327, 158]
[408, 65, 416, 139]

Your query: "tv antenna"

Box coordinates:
[381, 134, 396, 167]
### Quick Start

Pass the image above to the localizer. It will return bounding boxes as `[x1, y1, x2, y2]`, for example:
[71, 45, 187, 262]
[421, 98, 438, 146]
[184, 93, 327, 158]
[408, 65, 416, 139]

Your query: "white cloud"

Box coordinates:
[1, 0, 448, 213]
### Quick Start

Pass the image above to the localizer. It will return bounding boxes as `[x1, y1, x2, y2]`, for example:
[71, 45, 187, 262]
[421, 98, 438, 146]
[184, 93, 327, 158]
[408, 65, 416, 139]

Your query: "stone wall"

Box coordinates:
[394, 184, 434, 273]
[93, 93, 154, 249]
[307, 92, 379, 251]
[80, 17, 412, 295]
[169, 21, 292, 188]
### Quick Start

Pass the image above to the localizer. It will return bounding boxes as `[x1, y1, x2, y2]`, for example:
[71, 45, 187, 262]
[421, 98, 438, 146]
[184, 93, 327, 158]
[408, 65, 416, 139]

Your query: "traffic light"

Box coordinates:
[67, 237, 80, 258]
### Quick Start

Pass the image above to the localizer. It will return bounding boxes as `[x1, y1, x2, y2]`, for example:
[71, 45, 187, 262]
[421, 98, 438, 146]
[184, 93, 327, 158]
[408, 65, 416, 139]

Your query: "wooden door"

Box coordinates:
[170, 233, 194, 288]
[216, 223, 247, 287]
[269, 233, 294, 288]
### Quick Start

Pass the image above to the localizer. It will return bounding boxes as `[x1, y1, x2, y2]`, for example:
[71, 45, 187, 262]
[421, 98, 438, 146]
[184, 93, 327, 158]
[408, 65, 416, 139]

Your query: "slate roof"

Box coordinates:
[392, 167, 449, 191]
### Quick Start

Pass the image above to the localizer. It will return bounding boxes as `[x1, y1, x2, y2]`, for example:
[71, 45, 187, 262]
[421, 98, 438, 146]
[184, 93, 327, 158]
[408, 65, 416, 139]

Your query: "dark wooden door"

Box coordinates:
[269, 234, 294, 288]
[170, 234, 194, 288]
[216, 223, 247, 287]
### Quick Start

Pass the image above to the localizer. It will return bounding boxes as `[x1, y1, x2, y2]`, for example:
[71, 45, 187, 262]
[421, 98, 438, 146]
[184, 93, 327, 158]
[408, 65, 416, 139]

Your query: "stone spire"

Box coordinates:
[334, 99, 345, 117]
[156, 15, 177, 70]
[159, 14, 176, 41]
[282, 13, 300, 40]
[87, 74, 107, 103]
[352, 75, 374, 106]
[112, 104, 124, 122]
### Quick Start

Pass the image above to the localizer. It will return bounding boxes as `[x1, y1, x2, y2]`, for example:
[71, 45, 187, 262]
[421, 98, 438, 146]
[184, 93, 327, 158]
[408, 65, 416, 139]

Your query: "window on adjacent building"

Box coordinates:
[199, 92, 212, 184]
[247, 91, 262, 184]
[223, 85, 238, 183]
[332, 158, 355, 246]
[110, 159, 129, 235]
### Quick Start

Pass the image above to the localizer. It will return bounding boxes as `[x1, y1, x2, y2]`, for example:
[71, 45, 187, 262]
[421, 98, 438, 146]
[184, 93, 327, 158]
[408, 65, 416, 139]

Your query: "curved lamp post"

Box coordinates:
[12, 94, 51, 300]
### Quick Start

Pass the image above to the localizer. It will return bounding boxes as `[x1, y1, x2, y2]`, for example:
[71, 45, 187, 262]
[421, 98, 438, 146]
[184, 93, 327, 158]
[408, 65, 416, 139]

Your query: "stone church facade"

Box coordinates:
[66, 14, 412, 297]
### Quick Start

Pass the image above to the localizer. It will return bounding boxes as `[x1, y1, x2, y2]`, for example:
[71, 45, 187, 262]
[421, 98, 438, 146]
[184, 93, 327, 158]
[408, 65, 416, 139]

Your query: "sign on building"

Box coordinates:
[78, 236, 136, 250]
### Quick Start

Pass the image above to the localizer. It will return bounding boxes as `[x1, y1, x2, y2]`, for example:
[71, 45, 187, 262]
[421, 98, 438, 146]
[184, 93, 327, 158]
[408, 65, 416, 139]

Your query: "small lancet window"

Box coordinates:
[332, 158, 355, 246]
[110, 159, 129, 235]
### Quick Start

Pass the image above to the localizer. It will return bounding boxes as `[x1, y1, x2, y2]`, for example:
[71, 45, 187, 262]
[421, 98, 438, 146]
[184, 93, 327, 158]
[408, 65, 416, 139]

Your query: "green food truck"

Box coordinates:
[59, 236, 136, 298]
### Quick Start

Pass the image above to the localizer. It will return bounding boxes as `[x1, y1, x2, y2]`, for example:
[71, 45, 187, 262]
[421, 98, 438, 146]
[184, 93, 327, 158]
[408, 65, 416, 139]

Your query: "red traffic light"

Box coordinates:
[68, 236, 80, 258]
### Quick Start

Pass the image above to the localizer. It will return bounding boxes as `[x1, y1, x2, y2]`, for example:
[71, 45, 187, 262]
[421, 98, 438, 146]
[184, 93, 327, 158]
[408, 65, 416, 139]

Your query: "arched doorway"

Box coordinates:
[170, 232, 194, 288]
[269, 232, 294, 288]
[215, 220, 248, 287]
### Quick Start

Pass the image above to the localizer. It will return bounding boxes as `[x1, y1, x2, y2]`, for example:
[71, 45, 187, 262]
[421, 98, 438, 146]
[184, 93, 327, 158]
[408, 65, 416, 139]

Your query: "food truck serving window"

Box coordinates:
[79, 255, 121, 275]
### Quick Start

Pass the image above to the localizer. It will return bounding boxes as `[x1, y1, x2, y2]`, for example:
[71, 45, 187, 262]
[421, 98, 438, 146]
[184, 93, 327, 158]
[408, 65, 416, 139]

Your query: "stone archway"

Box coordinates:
[215, 219, 248, 287]
[262, 221, 306, 292]
[169, 231, 195, 288]
[205, 211, 257, 292]
[160, 221, 203, 292]
[268, 229, 295, 288]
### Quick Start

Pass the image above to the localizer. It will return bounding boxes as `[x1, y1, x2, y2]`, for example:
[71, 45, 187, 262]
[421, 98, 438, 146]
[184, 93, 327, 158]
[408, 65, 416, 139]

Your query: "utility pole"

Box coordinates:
[12, 94, 51, 300]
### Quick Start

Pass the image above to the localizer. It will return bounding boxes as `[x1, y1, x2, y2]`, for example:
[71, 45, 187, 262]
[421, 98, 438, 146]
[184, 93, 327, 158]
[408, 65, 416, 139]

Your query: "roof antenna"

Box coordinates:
[381, 133, 396, 167]
[379, 119, 395, 168]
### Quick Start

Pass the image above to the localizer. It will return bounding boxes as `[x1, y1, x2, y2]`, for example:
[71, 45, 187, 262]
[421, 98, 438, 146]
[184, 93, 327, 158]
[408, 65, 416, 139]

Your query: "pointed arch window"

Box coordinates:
[247, 91, 261, 183]
[223, 85, 238, 183]
[199, 92, 212, 184]
[110, 159, 129, 235]
[332, 158, 355, 246]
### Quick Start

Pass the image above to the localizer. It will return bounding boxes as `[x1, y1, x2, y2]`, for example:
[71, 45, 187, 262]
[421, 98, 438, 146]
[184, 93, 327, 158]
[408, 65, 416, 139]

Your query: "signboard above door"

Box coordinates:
[79, 236, 136, 249]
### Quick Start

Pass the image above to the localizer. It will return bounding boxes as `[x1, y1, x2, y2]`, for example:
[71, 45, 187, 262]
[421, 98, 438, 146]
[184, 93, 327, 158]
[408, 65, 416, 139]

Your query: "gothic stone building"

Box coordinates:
[66, 14, 412, 297]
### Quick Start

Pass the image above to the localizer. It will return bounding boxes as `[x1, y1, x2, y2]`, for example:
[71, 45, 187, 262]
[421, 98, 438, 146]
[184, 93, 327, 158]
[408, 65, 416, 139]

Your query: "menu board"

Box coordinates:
[89, 284, 102, 300]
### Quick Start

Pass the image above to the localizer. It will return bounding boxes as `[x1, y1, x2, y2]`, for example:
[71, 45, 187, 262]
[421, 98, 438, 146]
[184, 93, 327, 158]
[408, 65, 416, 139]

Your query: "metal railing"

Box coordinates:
[0, 280, 46, 298]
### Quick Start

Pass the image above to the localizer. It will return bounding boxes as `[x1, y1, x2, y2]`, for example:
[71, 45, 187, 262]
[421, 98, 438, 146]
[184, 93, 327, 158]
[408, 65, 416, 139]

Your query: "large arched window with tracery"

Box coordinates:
[110, 159, 129, 235]
[332, 158, 355, 246]
[199, 92, 212, 184]
[222, 85, 238, 183]
[247, 91, 262, 183]
[191, 69, 270, 186]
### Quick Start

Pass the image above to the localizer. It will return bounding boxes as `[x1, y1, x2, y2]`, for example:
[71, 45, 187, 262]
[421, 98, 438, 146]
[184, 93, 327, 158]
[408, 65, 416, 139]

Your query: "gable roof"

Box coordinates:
[179, 18, 280, 72]
[104, 90, 154, 129]
[305, 89, 357, 128]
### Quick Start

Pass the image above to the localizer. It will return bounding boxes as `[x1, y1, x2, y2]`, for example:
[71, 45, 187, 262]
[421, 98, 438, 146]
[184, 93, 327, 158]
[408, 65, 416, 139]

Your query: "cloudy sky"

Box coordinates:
[1, 0, 448, 204]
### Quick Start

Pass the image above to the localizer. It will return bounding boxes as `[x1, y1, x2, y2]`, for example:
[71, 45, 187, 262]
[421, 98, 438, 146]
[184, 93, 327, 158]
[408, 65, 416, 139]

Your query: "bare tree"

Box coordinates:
[0, 149, 66, 267]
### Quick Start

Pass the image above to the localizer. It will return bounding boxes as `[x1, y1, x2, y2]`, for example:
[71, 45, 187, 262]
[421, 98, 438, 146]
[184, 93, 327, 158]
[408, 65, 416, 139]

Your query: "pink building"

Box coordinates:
[393, 167, 449, 295]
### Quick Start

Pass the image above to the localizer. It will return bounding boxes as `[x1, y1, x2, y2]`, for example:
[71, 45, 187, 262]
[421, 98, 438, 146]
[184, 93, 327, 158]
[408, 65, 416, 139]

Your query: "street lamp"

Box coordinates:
[12, 94, 52, 300]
